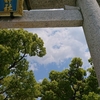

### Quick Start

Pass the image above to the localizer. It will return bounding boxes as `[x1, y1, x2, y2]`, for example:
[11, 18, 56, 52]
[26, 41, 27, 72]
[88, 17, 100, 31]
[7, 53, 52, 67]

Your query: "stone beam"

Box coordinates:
[77, 0, 100, 86]
[0, 10, 82, 28]
[23, 0, 100, 10]
[24, 0, 76, 9]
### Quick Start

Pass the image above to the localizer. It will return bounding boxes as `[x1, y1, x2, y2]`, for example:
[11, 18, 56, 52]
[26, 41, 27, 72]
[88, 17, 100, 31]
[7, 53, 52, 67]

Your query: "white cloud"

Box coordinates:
[38, 79, 43, 83]
[25, 27, 90, 68]
[37, 97, 41, 100]
[29, 63, 38, 71]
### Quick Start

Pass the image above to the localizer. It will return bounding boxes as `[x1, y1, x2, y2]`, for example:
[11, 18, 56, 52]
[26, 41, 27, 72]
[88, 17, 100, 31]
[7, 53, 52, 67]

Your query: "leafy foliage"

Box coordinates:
[0, 29, 46, 100]
[40, 58, 100, 100]
[0, 28, 100, 100]
[82, 92, 100, 100]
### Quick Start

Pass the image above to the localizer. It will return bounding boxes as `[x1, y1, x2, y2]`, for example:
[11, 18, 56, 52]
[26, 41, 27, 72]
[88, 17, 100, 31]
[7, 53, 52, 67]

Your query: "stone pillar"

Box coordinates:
[77, 0, 100, 85]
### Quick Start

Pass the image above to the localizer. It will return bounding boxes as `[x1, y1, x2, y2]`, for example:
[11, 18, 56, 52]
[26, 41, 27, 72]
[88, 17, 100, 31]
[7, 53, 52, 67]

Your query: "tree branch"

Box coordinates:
[3, 95, 8, 100]
[9, 53, 26, 69]
[0, 88, 10, 94]
[0, 53, 26, 81]
[0, 77, 4, 81]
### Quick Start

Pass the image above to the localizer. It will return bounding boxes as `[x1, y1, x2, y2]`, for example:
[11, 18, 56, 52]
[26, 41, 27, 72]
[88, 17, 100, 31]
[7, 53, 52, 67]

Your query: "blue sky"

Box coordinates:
[25, 27, 90, 82]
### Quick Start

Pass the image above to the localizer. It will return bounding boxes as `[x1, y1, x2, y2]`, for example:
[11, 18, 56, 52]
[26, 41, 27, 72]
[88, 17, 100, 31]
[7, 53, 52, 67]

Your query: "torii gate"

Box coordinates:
[0, 0, 100, 85]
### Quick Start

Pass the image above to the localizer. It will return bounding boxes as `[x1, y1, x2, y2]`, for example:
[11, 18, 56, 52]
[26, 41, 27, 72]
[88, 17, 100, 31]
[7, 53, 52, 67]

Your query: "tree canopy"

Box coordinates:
[0, 28, 100, 100]
[40, 58, 100, 100]
[0, 29, 46, 100]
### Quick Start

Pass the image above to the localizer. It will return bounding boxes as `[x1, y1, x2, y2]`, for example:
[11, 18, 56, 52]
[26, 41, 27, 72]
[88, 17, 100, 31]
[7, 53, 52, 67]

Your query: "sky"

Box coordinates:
[24, 27, 91, 83]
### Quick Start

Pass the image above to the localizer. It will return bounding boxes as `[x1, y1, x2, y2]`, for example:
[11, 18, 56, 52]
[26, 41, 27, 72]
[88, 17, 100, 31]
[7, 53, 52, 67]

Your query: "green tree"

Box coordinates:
[82, 92, 100, 100]
[82, 58, 100, 100]
[40, 58, 100, 100]
[0, 29, 46, 100]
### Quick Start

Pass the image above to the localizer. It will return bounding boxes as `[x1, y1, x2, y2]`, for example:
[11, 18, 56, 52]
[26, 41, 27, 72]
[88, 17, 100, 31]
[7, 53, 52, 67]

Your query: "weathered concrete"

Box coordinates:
[23, 0, 100, 10]
[64, 5, 80, 10]
[0, 10, 82, 28]
[24, 0, 76, 9]
[77, 0, 100, 86]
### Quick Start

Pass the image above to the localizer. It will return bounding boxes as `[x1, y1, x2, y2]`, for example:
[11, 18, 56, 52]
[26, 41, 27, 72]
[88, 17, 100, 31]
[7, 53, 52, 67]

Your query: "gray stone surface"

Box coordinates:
[64, 5, 80, 10]
[23, 0, 76, 9]
[23, 0, 100, 10]
[77, 0, 100, 86]
[0, 10, 82, 28]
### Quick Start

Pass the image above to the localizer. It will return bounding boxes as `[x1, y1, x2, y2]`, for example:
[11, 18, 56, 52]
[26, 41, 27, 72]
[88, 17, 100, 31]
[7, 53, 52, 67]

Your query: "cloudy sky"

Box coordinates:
[25, 27, 90, 82]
